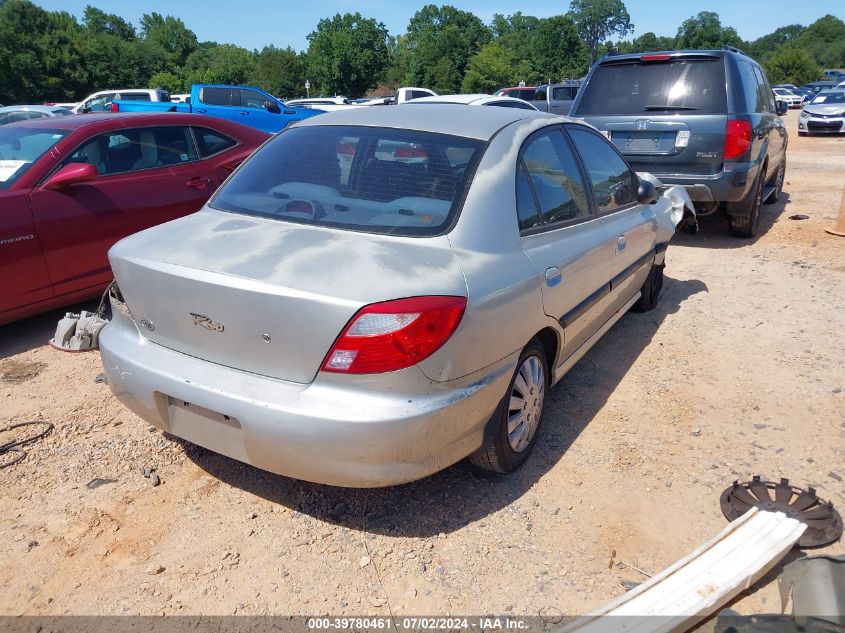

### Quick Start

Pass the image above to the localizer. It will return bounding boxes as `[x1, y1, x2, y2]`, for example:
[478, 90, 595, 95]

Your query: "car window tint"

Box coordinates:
[201, 87, 236, 106]
[516, 163, 541, 230]
[240, 89, 266, 108]
[120, 93, 151, 101]
[552, 87, 575, 101]
[521, 130, 591, 226]
[567, 127, 637, 214]
[85, 93, 115, 112]
[577, 59, 727, 115]
[534, 88, 547, 101]
[212, 125, 484, 237]
[194, 127, 237, 157]
[65, 126, 198, 175]
[754, 66, 776, 113]
[738, 61, 763, 113]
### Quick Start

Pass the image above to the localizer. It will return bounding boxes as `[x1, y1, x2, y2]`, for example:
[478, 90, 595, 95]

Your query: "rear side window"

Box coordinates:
[194, 127, 237, 157]
[211, 125, 484, 237]
[201, 88, 237, 106]
[738, 61, 763, 113]
[120, 93, 151, 101]
[753, 66, 776, 114]
[519, 130, 591, 229]
[567, 127, 637, 214]
[577, 59, 727, 115]
[552, 87, 576, 101]
[240, 89, 267, 108]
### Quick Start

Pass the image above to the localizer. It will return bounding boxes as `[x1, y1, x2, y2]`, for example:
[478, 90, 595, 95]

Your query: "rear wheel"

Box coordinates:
[728, 171, 764, 238]
[470, 340, 548, 474]
[631, 262, 665, 312]
[765, 157, 786, 205]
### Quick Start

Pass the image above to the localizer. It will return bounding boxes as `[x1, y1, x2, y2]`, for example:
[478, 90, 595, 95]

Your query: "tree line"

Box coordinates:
[0, 0, 843, 105]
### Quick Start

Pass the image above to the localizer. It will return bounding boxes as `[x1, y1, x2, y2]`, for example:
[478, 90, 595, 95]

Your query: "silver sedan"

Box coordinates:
[99, 105, 693, 487]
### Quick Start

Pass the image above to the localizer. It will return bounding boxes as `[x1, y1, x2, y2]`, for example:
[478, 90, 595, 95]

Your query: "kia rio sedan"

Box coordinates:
[99, 105, 692, 487]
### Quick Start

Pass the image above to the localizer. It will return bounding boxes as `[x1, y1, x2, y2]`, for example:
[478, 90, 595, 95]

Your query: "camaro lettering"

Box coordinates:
[0, 234, 35, 246]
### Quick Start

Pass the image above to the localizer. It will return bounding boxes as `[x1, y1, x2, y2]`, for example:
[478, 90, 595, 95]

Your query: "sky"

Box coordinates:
[32, 0, 845, 52]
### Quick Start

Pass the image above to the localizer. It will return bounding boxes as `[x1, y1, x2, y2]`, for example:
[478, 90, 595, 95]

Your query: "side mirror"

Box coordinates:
[264, 101, 281, 114]
[637, 180, 659, 205]
[43, 163, 99, 189]
[776, 100, 788, 116]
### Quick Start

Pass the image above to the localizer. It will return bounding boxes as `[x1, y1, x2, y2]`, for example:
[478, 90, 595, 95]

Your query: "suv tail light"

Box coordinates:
[322, 296, 467, 374]
[110, 102, 119, 113]
[724, 119, 751, 160]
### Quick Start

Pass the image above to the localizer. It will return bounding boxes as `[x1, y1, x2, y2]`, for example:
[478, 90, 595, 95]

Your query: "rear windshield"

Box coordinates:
[0, 127, 69, 189]
[577, 59, 727, 115]
[211, 125, 485, 236]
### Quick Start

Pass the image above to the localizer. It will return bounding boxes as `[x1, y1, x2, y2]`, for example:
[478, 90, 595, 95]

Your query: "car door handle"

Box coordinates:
[545, 267, 562, 287]
[617, 235, 627, 252]
[284, 110, 296, 115]
[239, 111, 249, 116]
[186, 177, 211, 190]
[196, 109, 207, 114]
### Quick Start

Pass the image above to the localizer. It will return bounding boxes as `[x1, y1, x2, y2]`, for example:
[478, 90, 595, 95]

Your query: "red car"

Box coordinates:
[0, 113, 268, 325]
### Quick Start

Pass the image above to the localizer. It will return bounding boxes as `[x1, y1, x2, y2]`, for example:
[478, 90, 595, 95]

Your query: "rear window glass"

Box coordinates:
[211, 125, 484, 236]
[577, 59, 726, 115]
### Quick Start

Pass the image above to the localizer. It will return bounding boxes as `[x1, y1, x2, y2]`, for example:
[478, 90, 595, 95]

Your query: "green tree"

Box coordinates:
[491, 12, 540, 62]
[567, 0, 633, 63]
[140, 12, 198, 67]
[675, 11, 744, 50]
[530, 15, 589, 82]
[148, 70, 184, 93]
[748, 24, 805, 62]
[764, 46, 822, 85]
[796, 15, 845, 68]
[383, 34, 412, 90]
[83, 6, 135, 40]
[306, 12, 389, 97]
[461, 41, 533, 92]
[405, 5, 491, 93]
[255, 45, 306, 99]
[183, 43, 256, 86]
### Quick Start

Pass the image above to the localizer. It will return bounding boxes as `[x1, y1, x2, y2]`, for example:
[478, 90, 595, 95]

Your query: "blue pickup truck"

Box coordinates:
[111, 84, 322, 133]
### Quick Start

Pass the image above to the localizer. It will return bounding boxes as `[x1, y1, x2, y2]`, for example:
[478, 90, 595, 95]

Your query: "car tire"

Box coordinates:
[631, 262, 665, 313]
[764, 157, 786, 205]
[470, 339, 548, 474]
[728, 171, 764, 238]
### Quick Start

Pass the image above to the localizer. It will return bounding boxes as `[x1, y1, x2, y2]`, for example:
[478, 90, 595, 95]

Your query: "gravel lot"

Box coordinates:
[1, 116, 843, 619]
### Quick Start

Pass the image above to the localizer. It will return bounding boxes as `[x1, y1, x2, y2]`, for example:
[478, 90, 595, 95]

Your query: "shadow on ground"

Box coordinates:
[674, 192, 792, 250]
[185, 274, 708, 537]
[0, 299, 101, 359]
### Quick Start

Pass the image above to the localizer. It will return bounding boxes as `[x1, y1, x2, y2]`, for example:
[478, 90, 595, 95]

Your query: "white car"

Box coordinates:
[403, 94, 540, 111]
[0, 105, 74, 126]
[798, 90, 845, 136]
[73, 88, 171, 113]
[772, 88, 803, 108]
[284, 97, 363, 112]
[170, 94, 190, 103]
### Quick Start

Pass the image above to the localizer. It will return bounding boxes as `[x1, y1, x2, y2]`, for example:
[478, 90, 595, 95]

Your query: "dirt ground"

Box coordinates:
[1, 115, 843, 621]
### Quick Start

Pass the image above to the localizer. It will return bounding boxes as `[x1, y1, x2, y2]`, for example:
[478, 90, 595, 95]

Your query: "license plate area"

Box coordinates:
[613, 131, 677, 154]
[166, 397, 248, 462]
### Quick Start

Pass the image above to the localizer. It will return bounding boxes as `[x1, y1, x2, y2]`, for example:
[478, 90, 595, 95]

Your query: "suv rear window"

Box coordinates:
[211, 125, 484, 236]
[577, 58, 727, 115]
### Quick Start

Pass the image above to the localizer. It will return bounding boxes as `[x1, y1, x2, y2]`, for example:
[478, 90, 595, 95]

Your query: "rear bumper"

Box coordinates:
[99, 314, 516, 488]
[646, 161, 761, 204]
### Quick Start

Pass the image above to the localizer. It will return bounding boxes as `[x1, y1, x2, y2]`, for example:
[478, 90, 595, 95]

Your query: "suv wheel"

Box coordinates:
[470, 340, 548, 473]
[764, 157, 786, 205]
[728, 172, 764, 238]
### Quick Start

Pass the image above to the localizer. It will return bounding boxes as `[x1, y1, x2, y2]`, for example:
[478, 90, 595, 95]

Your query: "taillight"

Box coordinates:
[110, 102, 119, 113]
[322, 296, 467, 374]
[641, 54, 671, 62]
[394, 146, 427, 159]
[724, 119, 751, 160]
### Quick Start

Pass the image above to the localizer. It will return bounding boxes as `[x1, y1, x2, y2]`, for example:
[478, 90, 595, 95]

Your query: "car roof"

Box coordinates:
[294, 103, 554, 140]
[405, 94, 527, 106]
[2, 111, 248, 131]
[0, 105, 71, 114]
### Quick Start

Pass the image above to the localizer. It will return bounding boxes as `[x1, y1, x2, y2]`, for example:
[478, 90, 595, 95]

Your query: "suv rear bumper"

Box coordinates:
[647, 161, 762, 204]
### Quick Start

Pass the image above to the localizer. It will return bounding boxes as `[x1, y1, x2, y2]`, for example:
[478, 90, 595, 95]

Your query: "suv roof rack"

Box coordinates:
[721, 44, 749, 57]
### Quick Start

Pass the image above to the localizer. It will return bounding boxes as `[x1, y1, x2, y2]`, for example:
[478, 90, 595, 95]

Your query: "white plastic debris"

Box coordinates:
[49, 310, 109, 352]
[559, 508, 807, 633]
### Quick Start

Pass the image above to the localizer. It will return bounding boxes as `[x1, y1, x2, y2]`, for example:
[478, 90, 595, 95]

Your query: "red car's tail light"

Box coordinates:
[394, 146, 428, 159]
[724, 119, 752, 160]
[641, 54, 671, 62]
[322, 296, 467, 374]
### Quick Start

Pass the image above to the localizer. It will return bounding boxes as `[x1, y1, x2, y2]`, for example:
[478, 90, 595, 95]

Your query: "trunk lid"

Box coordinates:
[108, 209, 467, 384]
